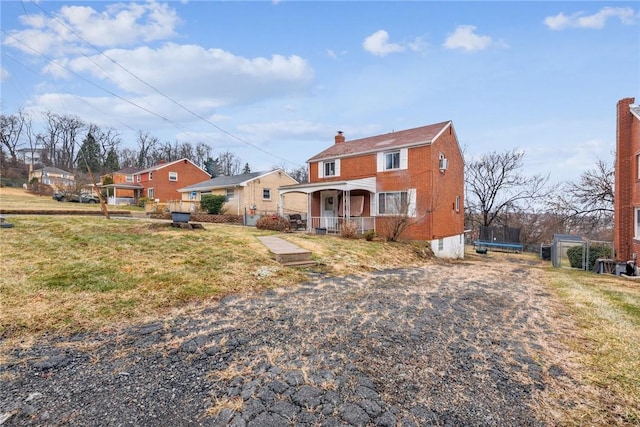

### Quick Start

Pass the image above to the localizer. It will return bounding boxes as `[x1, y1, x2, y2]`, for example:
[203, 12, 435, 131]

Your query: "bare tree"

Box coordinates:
[465, 149, 552, 229]
[43, 112, 85, 170]
[0, 110, 27, 163]
[217, 150, 242, 176]
[136, 131, 158, 168]
[194, 142, 212, 167]
[548, 158, 614, 238]
[87, 123, 122, 168]
[286, 165, 309, 183]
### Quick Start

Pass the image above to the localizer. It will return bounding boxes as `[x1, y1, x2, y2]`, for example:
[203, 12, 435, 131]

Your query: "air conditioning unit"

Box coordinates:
[439, 157, 448, 171]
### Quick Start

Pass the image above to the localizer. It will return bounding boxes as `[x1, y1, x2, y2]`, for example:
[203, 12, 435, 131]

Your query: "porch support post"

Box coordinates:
[278, 193, 284, 216]
[344, 190, 351, 219]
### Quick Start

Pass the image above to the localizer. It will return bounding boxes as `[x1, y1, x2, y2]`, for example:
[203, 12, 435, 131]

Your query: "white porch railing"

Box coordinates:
[309, 217, 375, 234]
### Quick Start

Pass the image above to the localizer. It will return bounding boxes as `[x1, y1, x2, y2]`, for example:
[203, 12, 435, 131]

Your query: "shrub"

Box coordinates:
[200, 194, 227, 214]
[256, 215, 289, 232]
[340, 220, 358, 239]
[567, 244, 613, 270]
[137, 197, 150, 208]
[364, 230, 377, 241]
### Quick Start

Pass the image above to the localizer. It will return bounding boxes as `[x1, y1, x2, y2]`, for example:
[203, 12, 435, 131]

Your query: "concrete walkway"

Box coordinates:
[257, 235, 316, 267]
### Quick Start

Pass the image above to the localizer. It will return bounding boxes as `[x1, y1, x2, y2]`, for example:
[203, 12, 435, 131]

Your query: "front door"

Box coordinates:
[320, 191, 338, 230]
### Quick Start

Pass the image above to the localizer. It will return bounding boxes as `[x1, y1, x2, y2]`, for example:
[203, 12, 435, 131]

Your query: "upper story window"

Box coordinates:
[318, 159, 340, 178]
[637, 153, 640, 180]
[385, 151, 400, 170]
[168, 172, 178, 181]
[455, 195, 460, 213]
[226, 188, 234, 201]
[636, 208, 640, 239]
[125, 175, 133, 183]
[149, 172, 153, 180]
[263, 188, 271, 200]
[136, 175, 141, 182]
[377, 148, 408, 172]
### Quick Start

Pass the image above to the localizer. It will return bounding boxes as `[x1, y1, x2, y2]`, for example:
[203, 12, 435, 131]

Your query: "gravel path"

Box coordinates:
[1, 256, 570, 426]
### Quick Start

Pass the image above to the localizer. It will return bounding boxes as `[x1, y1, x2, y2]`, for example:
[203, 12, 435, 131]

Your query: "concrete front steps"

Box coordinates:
[257, 236, 316, 267]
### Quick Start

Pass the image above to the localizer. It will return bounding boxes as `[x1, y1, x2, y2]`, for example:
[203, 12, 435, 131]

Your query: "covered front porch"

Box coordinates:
[97, 183, 144, 206]
[279, 177, 377, 235]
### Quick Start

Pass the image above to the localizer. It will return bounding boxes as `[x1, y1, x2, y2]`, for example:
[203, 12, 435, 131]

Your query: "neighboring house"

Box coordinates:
[178, 169, 306, 216]
[133, 159, 211, 203]
[17, 147, 45, 165]
[279, 121, 465, 258]
[98, 167, 143, 205]
[28, 166, 75, 189]
[614, 97, 640, 262]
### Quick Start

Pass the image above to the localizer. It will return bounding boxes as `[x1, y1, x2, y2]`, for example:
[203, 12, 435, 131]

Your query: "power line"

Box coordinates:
[16, 0, 304, 168]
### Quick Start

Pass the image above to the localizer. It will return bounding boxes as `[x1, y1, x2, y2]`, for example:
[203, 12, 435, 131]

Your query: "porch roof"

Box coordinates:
[279, 177, 376, 195]
[97, 183, 144, 190]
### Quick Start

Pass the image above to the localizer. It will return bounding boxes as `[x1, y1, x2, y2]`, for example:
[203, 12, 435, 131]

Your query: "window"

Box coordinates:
[263, 188, 271, 200]
[318, 159, 340, 178]
[226, 188, 234, 201]
[125, 175, 133, 183]
[385, 151, 400, 170]
[637, 154, 640, 180]
[377, 149, 408, 172]
[324, 161, 336, 177]
[136, 175, 141, 182]
[439, 153, 448, 171]
[149, 172, 153, 180]
[636, 208, 640, 239]
[148, 188, 154, 199]
[378, 191, 408, 215]
[169, 172, 178, 181]
[438, 239, 444, 251]
[455, 195, 460, 213]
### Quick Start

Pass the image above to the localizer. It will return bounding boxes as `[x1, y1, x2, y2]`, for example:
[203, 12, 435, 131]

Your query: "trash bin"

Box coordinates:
[315, 227, 327, 235]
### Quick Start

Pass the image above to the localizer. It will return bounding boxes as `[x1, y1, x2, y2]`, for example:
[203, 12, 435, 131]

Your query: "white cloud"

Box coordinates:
[544, 7, 637, 30]
[3, 1, 180, 56]
[363, 30, 405, 57]
[443, 25, 494, 52]
[0, 67, 9, 82]
[45, 43, 314, 108]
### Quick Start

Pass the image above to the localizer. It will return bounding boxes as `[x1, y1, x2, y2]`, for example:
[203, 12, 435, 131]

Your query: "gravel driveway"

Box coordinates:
[1, 256, 571, 426]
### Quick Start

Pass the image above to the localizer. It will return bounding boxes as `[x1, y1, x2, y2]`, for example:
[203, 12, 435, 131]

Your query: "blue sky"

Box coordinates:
[1, 1, 638, 184]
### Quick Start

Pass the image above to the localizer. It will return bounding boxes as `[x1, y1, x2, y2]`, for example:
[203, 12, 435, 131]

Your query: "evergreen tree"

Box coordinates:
[77, 132, 101, 173]
[104, 147, 120, 172]
[242, 162, 251, 174]
[204, 157, 221, 177]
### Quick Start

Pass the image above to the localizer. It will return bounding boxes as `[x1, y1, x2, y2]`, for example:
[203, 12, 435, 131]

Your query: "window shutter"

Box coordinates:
[408, 188, 417, 217]
[318, 161, 324, 178]
[371, 193, 378, 216]
[400, 148, 408, 170]
[335, 159, 341, 177]
[376, 153, 383, 172]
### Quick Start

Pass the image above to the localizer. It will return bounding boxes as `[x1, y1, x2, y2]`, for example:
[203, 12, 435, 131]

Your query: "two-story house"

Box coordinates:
[134, 159, 211, 203]
[98, 167, 143, 205]
[614, 97, 640, 264]
[279, 121, 465, 258]
[28, 166, 75, 189]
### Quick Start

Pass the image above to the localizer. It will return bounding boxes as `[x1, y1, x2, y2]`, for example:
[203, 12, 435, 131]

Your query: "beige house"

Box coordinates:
[28, 166, 75, 189]
[177, 169, 306, 216]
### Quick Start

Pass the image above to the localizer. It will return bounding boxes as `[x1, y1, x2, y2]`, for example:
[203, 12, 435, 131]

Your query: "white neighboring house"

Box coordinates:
[17, 147, 45, 166]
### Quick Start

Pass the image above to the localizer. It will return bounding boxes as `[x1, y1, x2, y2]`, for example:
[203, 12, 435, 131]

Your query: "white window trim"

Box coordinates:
[126, 175, 133, 183]
[318, 159, 340, 178]
[148, 188, 154, 199]
[149, 172, 153, 181]
[635, 207, 640, 239]
[226, 188, 235, 200]
[168, 171, 178, 181]
[377, 148, 408, 172]
[376, 189, 416, 217]
[263, 188, 272, 200]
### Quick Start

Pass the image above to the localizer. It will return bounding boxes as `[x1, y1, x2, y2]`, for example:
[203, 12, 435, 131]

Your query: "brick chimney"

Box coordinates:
[335, 131, 345, 144]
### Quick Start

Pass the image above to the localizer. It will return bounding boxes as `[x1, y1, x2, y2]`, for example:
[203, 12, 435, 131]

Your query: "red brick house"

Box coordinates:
[614, 97, 640, 263]
[280, 121, 465, 258]
[98, 167, 143, 205]
[134, 159, 210, 203]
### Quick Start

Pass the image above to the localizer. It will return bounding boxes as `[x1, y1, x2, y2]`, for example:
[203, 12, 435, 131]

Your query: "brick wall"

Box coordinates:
[614, 98, 640, 261]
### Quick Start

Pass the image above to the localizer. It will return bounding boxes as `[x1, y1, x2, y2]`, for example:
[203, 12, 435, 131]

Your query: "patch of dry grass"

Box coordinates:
[544, 267, 640, 426]
[0, 213, 429, 348]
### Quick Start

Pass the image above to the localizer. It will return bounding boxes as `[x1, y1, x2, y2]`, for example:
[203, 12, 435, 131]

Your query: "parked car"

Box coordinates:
[52, 192, 99, 203]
